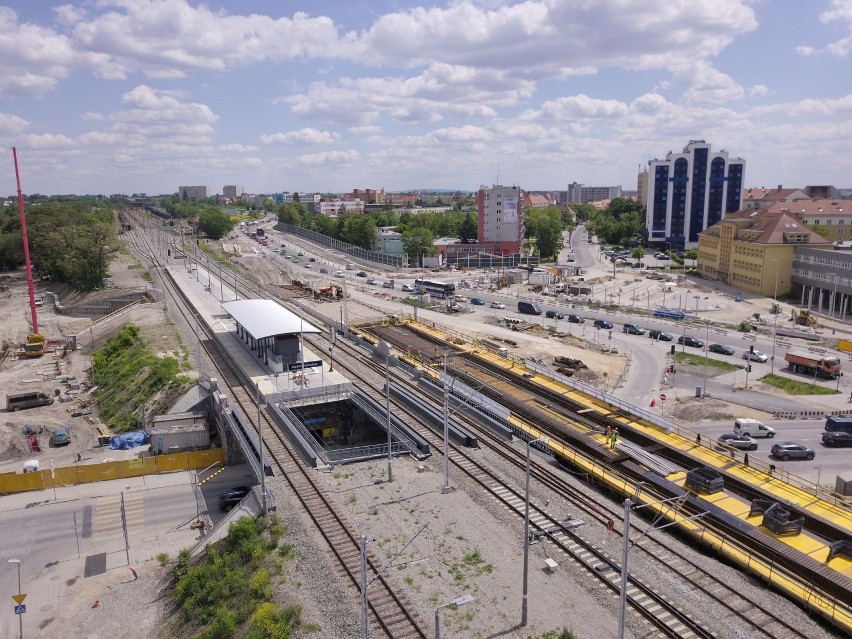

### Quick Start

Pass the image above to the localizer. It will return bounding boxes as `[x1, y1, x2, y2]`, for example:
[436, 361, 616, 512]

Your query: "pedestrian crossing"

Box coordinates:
[91, 493, 145, 539]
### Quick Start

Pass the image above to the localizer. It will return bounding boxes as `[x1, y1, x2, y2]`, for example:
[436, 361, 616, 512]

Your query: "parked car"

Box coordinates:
[356, 271, 368, 277]
[454, 296, 470, 303]
[304, 263, 312, 268]
[490, 301, 505, 309]
[53, 426, 71, 446]
[822, 431, 852, 447]
[401, 283, 414, 292]
[771, 442, 815, 461]
[742, 350, 769, 363]
[334, 271, 345, 278]
[718, 433, 758, 451]
[648, 329, 673, 341]
[218, 486, 253, 511]
[546, 310, 564, 319]
[622, 323, 645, 335]
[594, 319, 614, 329]
[567, 314, 584, 324]
[678, 335, 704, 348]
[708, 344, 734, 356]
[471, 297, 486, 305]
[366, 277, 378, 285]
[297, 251, 304, 256]
[319, 267, 329, 274]
[308, 257, 316, 262]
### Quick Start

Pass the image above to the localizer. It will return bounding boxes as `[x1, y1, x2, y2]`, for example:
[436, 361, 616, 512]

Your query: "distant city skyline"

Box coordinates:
[1, 1, 851, 196]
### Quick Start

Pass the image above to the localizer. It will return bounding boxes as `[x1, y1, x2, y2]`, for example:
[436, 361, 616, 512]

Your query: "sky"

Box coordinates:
[1, 0, 851, 197]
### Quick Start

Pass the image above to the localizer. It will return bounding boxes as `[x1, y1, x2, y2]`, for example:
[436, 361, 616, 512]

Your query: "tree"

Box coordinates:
[402, 228, 434, 266]
[524, 207, 564, 259]
[632, 247, 645, 262]
[459, 213, 478, 243]
[197, 208, 234, 239]
[341, 214, 377, 250]
[685, 249, 698, 266]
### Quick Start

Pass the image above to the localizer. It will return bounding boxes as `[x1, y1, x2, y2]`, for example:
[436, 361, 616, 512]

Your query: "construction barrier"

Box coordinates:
[0, 448, 224, 495]
[771, 408, 852, 420]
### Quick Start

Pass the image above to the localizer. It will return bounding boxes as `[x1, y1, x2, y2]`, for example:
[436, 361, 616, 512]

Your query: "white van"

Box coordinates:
[733, 418, 776, 438]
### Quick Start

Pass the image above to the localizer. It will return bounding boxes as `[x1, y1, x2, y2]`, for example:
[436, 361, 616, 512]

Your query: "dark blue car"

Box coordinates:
[594, 319, 614, 329]
[471, 297, 486, 305]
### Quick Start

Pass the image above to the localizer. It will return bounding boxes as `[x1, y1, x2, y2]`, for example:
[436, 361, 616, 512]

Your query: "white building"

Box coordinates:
[644, 140, 746, 249]
[477, 184, 524, 254]
[178, 185, 211, 199]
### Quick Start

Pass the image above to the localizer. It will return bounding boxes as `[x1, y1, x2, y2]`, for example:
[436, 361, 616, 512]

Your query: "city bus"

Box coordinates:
[654, 309, 685, 320]
[413, 279, 456, 298]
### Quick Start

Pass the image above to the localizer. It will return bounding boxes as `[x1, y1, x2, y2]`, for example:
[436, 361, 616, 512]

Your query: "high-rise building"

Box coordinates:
[559, 182, 622, 204]
[644, 140, 745, 248]
[178, 185, 211, 199]
[223, 185, 243, 198]
[477, 184, 524, 254]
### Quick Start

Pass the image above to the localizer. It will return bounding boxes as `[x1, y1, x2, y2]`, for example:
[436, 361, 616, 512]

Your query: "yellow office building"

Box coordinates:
[697, 210, 832, 297]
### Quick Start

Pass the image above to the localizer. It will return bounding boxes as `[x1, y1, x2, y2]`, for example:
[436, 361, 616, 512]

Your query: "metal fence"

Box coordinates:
[277, 223, 406, 268]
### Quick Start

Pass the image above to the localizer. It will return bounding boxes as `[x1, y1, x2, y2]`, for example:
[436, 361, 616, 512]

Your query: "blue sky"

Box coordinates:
[1, 0, 851, 197]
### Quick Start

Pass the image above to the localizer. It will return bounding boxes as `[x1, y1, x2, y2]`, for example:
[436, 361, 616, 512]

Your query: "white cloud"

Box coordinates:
[430, 125, 493, 142]
[297, 149, 361, 166]
[220, 144, 258, 153]
[260, 128, 341, 145]
[0, 112, 29, 134]
[748, 84, 771, 98]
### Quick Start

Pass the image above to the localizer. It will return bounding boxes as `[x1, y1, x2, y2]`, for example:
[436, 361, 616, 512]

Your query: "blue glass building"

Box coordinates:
[644, 140, 745, 248]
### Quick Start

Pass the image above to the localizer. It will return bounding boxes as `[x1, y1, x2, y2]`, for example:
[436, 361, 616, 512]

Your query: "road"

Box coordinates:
[0, 476, 199, 637]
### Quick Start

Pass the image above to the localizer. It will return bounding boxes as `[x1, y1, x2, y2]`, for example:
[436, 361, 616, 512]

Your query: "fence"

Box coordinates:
[0, 448, 224, 495]
[277, 223, 406, 268]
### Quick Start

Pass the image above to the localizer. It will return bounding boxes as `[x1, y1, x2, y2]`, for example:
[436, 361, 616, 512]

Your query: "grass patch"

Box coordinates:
[170, 515, 315, 638]
[674, 351, 742, 373]
[760, 374, 840, 396]
[93, 324, 193, 432]
[157, 552, 170, 567]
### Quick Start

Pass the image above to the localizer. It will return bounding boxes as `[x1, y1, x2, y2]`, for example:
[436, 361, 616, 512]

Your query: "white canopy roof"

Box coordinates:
[221, 299, 321, 339]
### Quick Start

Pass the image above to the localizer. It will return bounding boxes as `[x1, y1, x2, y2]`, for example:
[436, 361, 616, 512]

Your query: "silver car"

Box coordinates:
[771, 441, 815, 461]
[718, 433, 757, 451]
[742, 350, 769, 363]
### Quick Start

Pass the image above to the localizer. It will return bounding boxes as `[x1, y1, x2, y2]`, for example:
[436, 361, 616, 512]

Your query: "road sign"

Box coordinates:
[659, 393, 667, 401]
[13, 604, 25, 614]
[11, 594, 26, 605]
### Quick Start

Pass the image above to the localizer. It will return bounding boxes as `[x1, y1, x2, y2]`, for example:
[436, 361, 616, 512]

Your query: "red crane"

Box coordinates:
[12, 147, 44, 355]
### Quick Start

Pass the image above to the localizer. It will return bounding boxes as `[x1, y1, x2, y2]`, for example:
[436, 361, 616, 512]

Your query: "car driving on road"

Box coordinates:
[546, 310, 564, 319]
[821, 431, 852, 447]
[567, 314, 584, 323]
[622, 323, 645, 335]
[218, 486, 253, 512]
[678, 335, 704, 348]
[471, 297, 485, 305]
[708, 344, 734, 355]
[718, 433, 758, 450]
[490, 301, 505, 309]
[648, 329, 673, 341]
[401, 283, 414, 292]
[594, 319, 614, 329]
[771, 442, 815, 461]
[742, 350, 769, 363]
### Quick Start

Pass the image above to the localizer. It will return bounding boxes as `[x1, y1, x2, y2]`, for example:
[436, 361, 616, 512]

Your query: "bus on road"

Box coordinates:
[413, 279, 456, 298]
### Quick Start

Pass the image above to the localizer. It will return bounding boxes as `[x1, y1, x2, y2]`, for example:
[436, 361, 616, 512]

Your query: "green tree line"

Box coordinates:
[584, 198, 646, 247]
[0, 197, 123, 290]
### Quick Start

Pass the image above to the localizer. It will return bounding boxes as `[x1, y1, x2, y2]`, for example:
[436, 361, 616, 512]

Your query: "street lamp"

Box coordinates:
[769, 258, 780, 374]
[435, 594, 474, 639]
[8, 558, 22, 639]
[522, 435, 550, 626]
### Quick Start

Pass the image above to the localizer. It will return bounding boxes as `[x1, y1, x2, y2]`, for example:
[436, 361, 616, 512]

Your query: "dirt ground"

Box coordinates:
[0, 250, 181, 474]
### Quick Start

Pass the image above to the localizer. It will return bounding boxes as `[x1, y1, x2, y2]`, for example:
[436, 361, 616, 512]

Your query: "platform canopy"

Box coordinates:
[221, 299, 322, 339]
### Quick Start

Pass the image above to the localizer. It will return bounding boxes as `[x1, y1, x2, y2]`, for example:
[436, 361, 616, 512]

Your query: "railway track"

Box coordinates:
[346, 323, 822, 639]
[127, 210, 834, 637]
[126, 214, 429, 639]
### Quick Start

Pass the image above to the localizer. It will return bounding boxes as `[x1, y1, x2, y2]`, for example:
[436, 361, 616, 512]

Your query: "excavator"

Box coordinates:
[792, 309, 817, 327]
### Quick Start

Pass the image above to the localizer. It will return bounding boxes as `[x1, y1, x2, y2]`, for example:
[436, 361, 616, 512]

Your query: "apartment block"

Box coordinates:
[478, 184, 524, 255]
[223, 185, 243, 198]
[645, 140, 745, 248]
[178, 185, 211, 199]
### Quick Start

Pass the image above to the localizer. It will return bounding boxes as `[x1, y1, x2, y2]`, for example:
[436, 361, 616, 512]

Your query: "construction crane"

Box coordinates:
[12, 147, 44, 357]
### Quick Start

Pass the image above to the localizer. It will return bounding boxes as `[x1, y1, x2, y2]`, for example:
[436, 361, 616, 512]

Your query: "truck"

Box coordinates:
[256, 227, 265, 238]
[783, 350, 842, 379]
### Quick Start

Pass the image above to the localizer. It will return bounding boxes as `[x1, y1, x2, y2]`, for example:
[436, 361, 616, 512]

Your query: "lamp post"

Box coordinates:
[769, 258, 780, 374]
[522, 435, 550, 626]
[435, 594, 474, 639]
[9, 558, 22, 639]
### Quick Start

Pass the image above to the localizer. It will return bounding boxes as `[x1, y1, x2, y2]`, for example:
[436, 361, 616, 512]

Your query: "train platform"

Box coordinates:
[164, 264, 350, 405]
